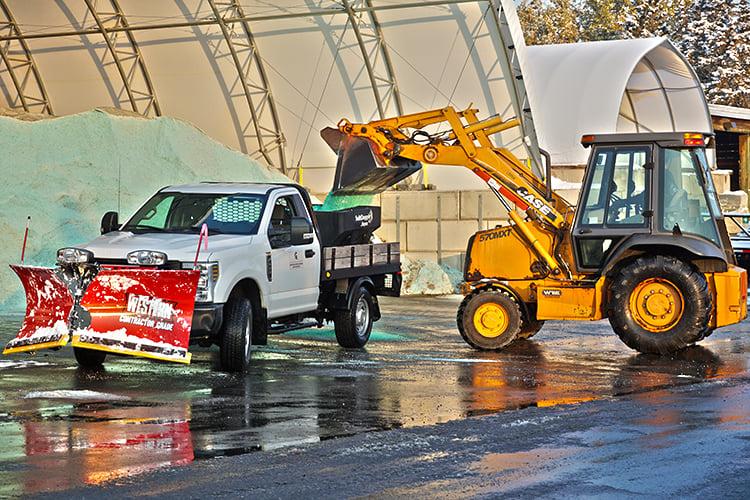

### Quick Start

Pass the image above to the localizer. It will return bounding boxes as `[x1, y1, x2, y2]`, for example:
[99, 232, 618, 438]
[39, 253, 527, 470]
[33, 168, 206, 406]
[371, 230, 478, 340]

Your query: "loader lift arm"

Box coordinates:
[331, 106, 574, 275]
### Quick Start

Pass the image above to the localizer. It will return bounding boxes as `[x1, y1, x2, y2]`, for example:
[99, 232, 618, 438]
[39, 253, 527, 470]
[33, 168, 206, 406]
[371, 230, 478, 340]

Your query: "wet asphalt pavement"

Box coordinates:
[0, 295, 748, 497]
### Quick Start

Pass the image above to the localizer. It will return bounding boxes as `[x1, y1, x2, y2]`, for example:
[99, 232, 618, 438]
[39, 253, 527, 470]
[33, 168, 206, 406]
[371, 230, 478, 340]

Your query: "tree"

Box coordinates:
[621, 0, 692, 39]
[577, 0, 627, 41]
[517, 0, 580, 45]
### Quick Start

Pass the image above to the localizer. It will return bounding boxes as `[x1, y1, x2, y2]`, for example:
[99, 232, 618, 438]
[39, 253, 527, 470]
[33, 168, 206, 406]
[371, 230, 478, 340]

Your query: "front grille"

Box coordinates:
[94, 258, 182, 270]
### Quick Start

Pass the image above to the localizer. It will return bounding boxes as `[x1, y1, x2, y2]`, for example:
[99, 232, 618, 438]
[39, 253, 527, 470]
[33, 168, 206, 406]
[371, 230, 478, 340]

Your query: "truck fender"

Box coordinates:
[333, 277, 381, 321]
[223, 274, 269, 311]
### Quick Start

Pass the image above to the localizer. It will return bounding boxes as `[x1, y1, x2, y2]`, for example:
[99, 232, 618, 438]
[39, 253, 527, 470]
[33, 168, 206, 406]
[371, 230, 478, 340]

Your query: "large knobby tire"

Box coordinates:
[457, 290, 521, 350]
[335, 286, 374, 348]
[219, 295, 253, 372]
[607, 255, 712, 355]
[73, 347, 106, 369]
[517, 319, 545, 340]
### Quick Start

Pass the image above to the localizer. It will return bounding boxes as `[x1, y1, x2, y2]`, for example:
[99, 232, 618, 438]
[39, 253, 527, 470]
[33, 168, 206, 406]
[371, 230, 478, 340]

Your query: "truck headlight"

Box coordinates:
[183, 262, 219, 303]
[127, 250, 167, 266]
[57, 247, 94, 265]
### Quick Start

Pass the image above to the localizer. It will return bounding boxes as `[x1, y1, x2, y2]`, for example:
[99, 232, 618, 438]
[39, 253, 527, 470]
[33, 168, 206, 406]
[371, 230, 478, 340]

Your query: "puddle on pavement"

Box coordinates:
[0, 312, 747, 495]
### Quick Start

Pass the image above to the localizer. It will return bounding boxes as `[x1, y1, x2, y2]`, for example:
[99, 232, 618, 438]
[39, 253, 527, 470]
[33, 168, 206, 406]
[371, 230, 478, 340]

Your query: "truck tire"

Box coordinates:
[73, 347, 106, 369]
[457, 290, 520, 350]
[335, 286, 374, 348]
[607, 255, 712, 355]
[220, 295, 253, 372]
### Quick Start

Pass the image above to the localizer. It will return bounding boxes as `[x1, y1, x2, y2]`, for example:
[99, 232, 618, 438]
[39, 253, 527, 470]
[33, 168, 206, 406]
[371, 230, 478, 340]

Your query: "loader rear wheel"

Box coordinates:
[457, 291, 520, 350]
[334, 286, 374, 348]
[607, 255, 712, 355]
[219, 295, 253, 372]
[73, 347, 106, 369]
[518, 319, 544, 340]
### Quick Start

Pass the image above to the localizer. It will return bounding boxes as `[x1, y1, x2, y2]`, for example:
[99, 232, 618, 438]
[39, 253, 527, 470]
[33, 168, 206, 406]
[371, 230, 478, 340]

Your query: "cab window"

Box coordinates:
[268, 195, 298, 248]
[660, 148, 720, 245]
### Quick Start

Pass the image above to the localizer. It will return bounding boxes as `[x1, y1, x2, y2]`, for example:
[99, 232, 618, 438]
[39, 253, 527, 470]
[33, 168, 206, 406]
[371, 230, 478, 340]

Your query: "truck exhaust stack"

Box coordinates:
[321, 127, 421, 195]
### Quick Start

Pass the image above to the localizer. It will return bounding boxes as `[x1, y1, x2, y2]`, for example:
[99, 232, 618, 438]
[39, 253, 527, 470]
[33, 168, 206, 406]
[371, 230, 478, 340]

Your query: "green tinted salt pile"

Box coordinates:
[0, 108, 288, 311]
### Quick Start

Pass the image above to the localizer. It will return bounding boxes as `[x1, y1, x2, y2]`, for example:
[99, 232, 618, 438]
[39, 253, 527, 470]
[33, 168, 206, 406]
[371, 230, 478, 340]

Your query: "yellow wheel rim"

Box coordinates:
[628, 278, 684, 333]
[473, 302, 509, 338]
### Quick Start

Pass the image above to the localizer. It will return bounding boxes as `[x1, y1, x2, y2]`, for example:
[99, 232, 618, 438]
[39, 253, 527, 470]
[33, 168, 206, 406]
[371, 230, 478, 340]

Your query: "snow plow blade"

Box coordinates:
[5, 265, 200, 364]
[3, 265, 73, 354]
[71, 268, 200, 364]
[321, 127, 421, 195]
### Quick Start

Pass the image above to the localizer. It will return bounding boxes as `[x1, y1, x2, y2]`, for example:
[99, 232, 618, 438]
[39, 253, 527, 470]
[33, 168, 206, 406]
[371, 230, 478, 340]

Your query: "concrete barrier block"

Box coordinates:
[375, 222, 407, 246]
[719, 190, 748, 212]
[556, 188, 580, 206]
[381, 192, 398, 220]
[551, 166, 585, 184]
[460, 191, 507, 220]
[712, 170, 732, 194]
[407, 221, 438, 251]
[439, 220, 481, 252]
[403, 251, 438, 263]
[382, 190, 459, 221]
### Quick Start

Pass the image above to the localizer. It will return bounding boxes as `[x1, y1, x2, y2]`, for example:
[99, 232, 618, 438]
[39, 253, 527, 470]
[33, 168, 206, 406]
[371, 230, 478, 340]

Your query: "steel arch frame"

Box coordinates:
[82, 0, 161, 116]
[341, 0, 403, 119]
[206, 0, 287, 173]
[0, 0, 53, 114]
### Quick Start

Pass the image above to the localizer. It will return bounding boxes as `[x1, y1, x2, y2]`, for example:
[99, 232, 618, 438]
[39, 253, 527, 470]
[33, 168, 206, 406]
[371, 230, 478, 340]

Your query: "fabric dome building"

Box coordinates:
[0, 0, 542, 193]
[523, 37, 712, 168]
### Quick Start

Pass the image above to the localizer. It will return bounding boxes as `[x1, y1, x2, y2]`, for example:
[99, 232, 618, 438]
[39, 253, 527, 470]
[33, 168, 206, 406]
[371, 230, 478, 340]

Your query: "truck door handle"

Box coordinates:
[305, 249, 315, 258]
[578, 228, 592, 234]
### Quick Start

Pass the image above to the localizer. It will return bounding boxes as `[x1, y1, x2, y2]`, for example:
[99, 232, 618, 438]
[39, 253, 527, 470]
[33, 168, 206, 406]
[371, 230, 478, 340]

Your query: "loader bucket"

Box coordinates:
[71, 268, 200, 364]
[321, 127, 422, 195]
[3, 265, 73, 354]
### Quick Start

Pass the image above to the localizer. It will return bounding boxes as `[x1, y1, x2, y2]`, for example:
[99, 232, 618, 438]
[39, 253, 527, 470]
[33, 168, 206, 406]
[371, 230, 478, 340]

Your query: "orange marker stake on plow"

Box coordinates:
[20, 216, 30, 263]
[193, 223, 209, 268]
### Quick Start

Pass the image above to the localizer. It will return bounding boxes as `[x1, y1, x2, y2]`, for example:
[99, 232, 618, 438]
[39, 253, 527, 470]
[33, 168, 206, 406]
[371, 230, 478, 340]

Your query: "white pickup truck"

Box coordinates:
[82, 182, 401, 371]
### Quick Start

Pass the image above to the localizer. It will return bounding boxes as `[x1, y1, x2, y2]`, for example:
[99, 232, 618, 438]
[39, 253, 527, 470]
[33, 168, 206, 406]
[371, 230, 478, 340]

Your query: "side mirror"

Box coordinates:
[100, 211, 119, 234]
[290, 217, 314, 246]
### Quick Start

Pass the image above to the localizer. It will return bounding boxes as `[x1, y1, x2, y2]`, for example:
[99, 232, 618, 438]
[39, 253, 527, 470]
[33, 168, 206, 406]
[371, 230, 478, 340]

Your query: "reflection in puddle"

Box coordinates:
[0, 311, 747, 495]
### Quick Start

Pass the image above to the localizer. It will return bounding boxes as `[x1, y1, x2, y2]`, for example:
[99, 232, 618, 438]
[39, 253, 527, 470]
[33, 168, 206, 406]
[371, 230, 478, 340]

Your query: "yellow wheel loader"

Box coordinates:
[322, 106, 747, 355]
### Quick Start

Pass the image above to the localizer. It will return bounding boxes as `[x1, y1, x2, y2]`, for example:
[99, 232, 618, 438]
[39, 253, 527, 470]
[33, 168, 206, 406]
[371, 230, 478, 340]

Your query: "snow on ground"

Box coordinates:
[24, 390, 131, 401]
[401, 257, 462, 295]
[0, 360, 52, 370]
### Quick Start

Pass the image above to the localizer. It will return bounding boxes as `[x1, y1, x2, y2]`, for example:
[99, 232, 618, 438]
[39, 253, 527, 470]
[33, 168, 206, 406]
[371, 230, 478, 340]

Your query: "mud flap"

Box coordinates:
[71, 268, 200, 364]
[3, 265, 73, 354]
[321, 127, 422, 195]
[5, 265, 200, 364]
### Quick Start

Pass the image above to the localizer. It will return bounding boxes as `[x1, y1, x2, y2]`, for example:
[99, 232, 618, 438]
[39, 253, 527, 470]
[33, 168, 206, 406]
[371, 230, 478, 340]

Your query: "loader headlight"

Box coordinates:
[183, 262, 219, 303]
[127, 250, 167, 266]
[57, 247, 94, 265]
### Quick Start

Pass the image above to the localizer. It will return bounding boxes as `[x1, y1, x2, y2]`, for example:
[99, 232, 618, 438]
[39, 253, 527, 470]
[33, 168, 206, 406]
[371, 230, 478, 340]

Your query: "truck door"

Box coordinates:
[573, 145, 652, 272]
[267, 193, 321, 318]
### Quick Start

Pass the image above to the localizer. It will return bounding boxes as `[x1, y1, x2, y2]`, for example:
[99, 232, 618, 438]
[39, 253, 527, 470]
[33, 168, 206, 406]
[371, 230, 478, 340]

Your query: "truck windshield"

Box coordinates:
[123, 192, 267, 235]
[660, 148, 720, 245]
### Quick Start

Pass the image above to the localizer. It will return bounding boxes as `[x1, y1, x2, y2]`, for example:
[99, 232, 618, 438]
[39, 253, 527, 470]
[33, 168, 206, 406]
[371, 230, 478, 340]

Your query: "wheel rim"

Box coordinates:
[628, 278, 684, 332]
[355, 295, 370, 337]
[473, 302, 509, 338]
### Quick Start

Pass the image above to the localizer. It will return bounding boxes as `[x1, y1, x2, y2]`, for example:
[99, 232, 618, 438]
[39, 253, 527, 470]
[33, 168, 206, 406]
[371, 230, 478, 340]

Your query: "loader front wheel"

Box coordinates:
[73, 347, 106, 369]
[219, 295, 253, 372]
[608, 255, 712, 355]
[457, 291, 520, 350]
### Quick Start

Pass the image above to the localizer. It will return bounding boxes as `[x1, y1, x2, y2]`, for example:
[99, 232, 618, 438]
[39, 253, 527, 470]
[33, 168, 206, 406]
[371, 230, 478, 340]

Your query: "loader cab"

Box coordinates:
[572, 132, 730, 274]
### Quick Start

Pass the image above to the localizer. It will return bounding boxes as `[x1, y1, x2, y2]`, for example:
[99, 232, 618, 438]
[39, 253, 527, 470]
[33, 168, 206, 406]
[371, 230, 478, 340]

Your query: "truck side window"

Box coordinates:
[268, 196, 297, 248]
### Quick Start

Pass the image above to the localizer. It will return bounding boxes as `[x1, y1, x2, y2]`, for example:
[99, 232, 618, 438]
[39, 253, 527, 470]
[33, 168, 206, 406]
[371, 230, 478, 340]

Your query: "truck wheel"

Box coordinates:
[335, 286, 374, 348]
[73, 347, 106, 369]
[517, 319, 544, 340]
[457, 290, 520, 350]
[607, 255, 712, 355]
[220, 295, 253, 372]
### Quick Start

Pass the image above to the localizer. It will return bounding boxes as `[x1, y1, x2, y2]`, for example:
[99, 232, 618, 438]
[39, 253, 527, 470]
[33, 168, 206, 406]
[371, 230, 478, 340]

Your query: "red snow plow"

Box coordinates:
[5, 248, 199, 365]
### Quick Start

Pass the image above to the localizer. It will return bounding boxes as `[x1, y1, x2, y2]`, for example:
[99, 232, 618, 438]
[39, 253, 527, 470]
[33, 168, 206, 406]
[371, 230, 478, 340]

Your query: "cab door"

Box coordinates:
[573, 145, 653, 272]
[266, 192, 320, 318]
